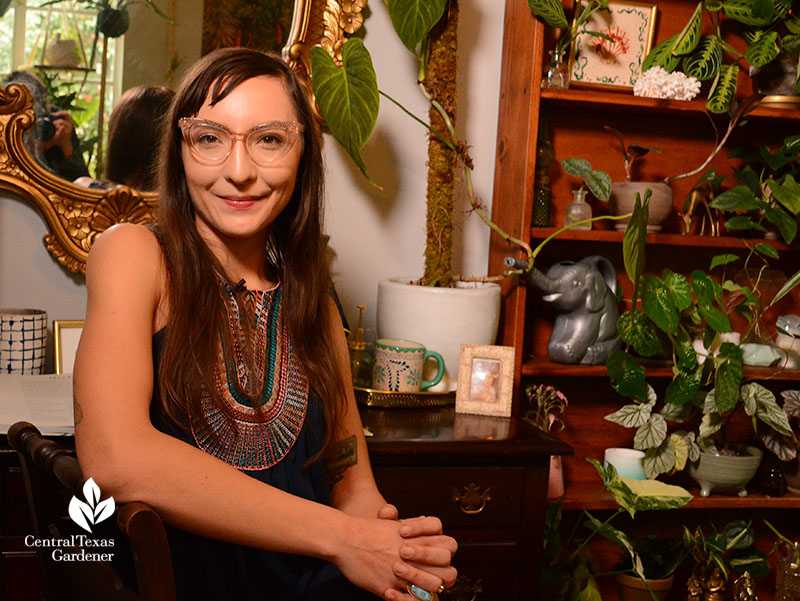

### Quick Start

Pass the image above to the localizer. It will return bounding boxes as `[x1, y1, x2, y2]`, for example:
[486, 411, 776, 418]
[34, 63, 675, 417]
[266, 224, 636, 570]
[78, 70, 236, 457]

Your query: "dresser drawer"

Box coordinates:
[373, 466, 524, 530]
[444, 541, 518, 601]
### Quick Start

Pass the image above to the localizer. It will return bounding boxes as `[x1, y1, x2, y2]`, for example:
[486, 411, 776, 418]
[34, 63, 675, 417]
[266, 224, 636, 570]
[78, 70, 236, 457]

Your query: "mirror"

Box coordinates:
[0, 0, 365, 275]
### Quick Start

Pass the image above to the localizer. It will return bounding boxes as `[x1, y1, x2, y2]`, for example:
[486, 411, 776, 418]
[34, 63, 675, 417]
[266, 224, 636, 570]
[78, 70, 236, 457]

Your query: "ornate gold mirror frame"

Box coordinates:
[0, 0, 366, 276]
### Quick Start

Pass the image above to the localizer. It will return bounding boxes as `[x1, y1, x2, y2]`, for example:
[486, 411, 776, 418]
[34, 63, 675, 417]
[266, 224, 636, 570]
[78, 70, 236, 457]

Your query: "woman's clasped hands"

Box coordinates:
[334, 505, 457, 601]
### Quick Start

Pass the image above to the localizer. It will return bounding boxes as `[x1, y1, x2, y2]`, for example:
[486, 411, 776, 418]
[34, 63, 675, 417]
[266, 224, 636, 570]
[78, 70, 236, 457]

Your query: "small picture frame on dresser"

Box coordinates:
[54, 320, 84, 375]
[455, 344, 515, 417]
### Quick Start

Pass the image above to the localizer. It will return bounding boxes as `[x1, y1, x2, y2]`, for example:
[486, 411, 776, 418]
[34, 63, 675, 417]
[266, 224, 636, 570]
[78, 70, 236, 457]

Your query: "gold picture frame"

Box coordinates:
[54, 319, 84, 375]
[455, 344, 515, 418]
[568, 0, 657, 90]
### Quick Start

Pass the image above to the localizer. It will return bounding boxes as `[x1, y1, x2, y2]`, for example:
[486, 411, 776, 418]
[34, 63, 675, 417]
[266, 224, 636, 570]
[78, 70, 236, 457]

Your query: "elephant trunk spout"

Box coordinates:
[503, 257, 560, 296]
[524, 267, 560, 295]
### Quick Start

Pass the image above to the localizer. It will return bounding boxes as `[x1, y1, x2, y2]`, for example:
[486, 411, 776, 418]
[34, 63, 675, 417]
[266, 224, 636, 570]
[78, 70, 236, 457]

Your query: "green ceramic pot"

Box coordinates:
[689, 445, 763, 497]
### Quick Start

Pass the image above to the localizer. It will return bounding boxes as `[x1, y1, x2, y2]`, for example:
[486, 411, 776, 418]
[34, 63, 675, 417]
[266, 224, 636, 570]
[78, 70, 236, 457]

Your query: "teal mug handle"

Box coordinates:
[420, 350, 445, 390]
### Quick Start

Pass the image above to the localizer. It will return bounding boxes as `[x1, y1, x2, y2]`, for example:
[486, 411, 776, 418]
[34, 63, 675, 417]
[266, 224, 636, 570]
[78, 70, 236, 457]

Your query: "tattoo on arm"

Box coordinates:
[323, 435, 357, 486]
[73, 397, 83, 427]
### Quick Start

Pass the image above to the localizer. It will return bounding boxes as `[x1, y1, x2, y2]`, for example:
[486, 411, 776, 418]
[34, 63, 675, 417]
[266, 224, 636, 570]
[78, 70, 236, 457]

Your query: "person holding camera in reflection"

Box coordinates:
[3, 70, 89, 182]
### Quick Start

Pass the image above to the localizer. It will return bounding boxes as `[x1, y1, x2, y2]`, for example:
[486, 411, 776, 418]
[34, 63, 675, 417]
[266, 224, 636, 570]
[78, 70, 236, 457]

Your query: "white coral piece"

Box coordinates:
[633, 67, 701, 101]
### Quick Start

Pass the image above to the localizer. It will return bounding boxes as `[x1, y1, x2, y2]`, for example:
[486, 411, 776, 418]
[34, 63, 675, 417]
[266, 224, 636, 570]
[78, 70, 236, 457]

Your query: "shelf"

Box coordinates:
[530, 228, 797, 251]
[521, 356, 800, 381]
[558, 481, 800, 510]
[540, 88, 800, 120]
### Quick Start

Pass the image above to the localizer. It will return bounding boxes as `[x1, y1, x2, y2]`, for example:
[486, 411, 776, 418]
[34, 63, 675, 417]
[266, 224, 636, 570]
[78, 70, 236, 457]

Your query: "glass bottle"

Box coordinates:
[565, 188, 591, 230]
[776, 541, 800, 601]
[532, 116, 555, 227]
[347, 305, 374, 388]
[542, 49, 570, 89]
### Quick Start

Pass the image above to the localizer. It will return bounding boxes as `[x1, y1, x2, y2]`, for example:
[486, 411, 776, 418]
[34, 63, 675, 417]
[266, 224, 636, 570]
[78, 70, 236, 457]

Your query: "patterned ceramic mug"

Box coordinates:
[0, 308, 47, 375]
[371, 339, 445, 393]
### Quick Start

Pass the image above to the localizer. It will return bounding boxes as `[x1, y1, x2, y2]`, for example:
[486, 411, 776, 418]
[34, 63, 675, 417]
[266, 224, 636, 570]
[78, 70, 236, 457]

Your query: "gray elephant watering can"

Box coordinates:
[505, 255, 622, 365]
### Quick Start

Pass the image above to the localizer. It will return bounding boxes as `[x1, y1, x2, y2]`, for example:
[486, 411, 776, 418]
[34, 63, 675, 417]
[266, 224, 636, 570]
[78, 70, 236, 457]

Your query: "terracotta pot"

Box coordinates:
[609, 182, 673, 232]
[614, 573, 674, 601]
[689, 446, 763, 497]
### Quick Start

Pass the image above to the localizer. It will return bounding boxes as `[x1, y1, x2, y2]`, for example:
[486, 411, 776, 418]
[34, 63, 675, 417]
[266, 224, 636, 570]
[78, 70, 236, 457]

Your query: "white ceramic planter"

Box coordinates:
[609, 182, 674, 232]
[376, 278, 501, 391]
[689, 446, 763, 497]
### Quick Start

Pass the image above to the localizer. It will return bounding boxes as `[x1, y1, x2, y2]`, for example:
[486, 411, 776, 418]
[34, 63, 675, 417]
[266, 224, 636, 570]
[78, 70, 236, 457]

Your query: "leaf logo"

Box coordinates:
[68, 478, 116, 533]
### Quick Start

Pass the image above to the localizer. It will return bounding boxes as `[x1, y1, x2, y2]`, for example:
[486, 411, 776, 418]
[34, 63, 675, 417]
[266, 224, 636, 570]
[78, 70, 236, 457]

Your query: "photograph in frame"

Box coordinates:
[54, 320, 84, 375]
[455, 344, 515, 417]
[568, 0, 657, 90]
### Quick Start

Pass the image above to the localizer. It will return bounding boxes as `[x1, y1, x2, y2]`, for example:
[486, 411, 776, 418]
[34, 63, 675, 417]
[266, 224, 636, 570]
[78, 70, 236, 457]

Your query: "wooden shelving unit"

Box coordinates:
[489, 0, 800, 598]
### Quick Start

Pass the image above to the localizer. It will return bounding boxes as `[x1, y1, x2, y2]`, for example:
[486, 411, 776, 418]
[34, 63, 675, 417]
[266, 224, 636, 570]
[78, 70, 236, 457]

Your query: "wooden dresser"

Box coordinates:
[362, 407, 571, 601]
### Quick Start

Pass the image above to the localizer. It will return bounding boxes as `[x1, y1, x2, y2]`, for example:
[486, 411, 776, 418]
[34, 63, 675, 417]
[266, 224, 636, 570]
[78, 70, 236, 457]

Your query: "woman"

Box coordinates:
[75, 85, 175, 190]
[73, 48, 457, 601]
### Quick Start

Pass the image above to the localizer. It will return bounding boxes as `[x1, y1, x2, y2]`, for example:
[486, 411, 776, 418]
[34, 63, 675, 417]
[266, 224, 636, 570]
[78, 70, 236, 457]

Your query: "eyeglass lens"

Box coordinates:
[183, 120, 298, 164]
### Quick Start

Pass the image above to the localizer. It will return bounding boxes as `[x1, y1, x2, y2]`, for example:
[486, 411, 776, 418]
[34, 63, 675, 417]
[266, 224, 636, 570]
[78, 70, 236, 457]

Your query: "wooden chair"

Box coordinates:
[8, 421, 176, 601]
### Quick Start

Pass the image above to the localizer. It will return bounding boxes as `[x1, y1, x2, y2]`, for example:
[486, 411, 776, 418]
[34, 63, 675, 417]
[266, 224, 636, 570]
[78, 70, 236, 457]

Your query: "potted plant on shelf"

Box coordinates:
[708, 133, 800, 244]
[602, 126, 675, 233]
[605, 210, 800, 493]
[641, 0, 800, 113]
[524, 383, 569, 499]
[683, 520, 770, 599]
[613, 535, 687, 601]
[542, 460, 692, 601]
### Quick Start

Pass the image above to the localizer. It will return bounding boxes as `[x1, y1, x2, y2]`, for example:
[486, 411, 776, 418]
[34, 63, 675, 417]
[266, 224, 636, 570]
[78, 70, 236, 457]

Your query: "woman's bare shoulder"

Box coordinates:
[86, 223, 164, 296]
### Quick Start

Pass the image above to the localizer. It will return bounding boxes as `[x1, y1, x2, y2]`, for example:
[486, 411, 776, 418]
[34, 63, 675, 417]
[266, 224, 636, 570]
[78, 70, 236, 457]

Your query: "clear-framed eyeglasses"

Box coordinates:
[178, 117, 304, 166]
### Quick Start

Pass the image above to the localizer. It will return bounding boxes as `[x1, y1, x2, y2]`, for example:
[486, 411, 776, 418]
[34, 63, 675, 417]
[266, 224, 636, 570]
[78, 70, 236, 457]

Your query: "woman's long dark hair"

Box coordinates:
[106, 85, 175, 190]
[154, 47, 344, 460]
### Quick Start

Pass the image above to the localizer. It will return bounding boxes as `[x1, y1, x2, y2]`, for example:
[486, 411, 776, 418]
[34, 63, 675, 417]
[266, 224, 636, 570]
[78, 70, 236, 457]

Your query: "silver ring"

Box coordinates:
[438, 584, 446, 594]
[407, 583, 434, 601]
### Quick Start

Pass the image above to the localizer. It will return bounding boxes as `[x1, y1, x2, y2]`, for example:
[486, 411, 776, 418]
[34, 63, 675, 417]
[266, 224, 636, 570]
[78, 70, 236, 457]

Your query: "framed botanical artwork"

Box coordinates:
[455, 344, 515, 418]
[568, 0, 657, 90]
[54, 320, 84, 375]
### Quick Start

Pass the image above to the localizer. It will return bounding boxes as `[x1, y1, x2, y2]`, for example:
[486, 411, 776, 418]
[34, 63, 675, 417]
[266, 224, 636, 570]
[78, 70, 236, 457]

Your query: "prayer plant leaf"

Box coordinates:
[746, 31, 780, 67]
[706, 64, 739, 114]
[387, 0, 449, 53]
[527, 0, 569, 29]
[714, 343, 744, 413]
[311, 40, 380, 186]
[683, 35, 721, 81]
[671, 3, 703, 56]
[642, 35, 681, 72]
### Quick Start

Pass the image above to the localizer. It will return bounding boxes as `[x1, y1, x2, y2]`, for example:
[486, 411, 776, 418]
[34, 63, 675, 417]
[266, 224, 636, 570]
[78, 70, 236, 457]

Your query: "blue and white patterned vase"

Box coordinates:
[0, 309, 47, 374]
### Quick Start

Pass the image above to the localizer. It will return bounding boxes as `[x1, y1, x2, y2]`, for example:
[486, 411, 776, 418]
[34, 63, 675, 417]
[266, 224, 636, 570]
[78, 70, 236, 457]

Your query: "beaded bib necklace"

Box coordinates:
[190, 281, 309, 471]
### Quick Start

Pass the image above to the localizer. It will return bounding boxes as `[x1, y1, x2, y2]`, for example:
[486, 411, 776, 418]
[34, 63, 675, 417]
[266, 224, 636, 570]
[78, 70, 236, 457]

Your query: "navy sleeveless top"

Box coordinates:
[145, 284, 379, 601]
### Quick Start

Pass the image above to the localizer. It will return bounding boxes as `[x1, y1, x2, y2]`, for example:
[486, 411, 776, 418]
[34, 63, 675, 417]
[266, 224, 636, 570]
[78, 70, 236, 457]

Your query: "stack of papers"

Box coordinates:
[0, 374, 74, 436]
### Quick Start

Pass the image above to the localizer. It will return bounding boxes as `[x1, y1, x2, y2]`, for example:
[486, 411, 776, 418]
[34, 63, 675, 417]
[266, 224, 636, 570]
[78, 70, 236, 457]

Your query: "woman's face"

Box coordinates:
[181, 75, 302, 248]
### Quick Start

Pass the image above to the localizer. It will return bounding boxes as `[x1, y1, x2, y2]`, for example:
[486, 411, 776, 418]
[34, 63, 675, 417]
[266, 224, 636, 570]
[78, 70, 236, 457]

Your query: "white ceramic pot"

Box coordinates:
[689, 446, 763, 497]
[609, 182, 674, 232]
[614, 573, 674, 601]
[376, 278, 501, 391]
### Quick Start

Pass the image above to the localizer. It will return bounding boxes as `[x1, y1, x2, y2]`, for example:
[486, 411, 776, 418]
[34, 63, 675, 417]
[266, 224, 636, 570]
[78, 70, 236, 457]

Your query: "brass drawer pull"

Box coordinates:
[451, 483, 492, 514]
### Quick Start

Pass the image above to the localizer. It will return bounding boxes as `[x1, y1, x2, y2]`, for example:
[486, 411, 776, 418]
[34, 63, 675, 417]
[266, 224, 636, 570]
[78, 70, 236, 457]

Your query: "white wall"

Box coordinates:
[325, 0, 505, 332]
[0, 0, 505, 367]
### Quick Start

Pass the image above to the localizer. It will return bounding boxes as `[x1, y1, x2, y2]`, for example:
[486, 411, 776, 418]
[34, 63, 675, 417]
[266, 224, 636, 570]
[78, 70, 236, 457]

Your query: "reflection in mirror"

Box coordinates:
[0, 0, 367, 275]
